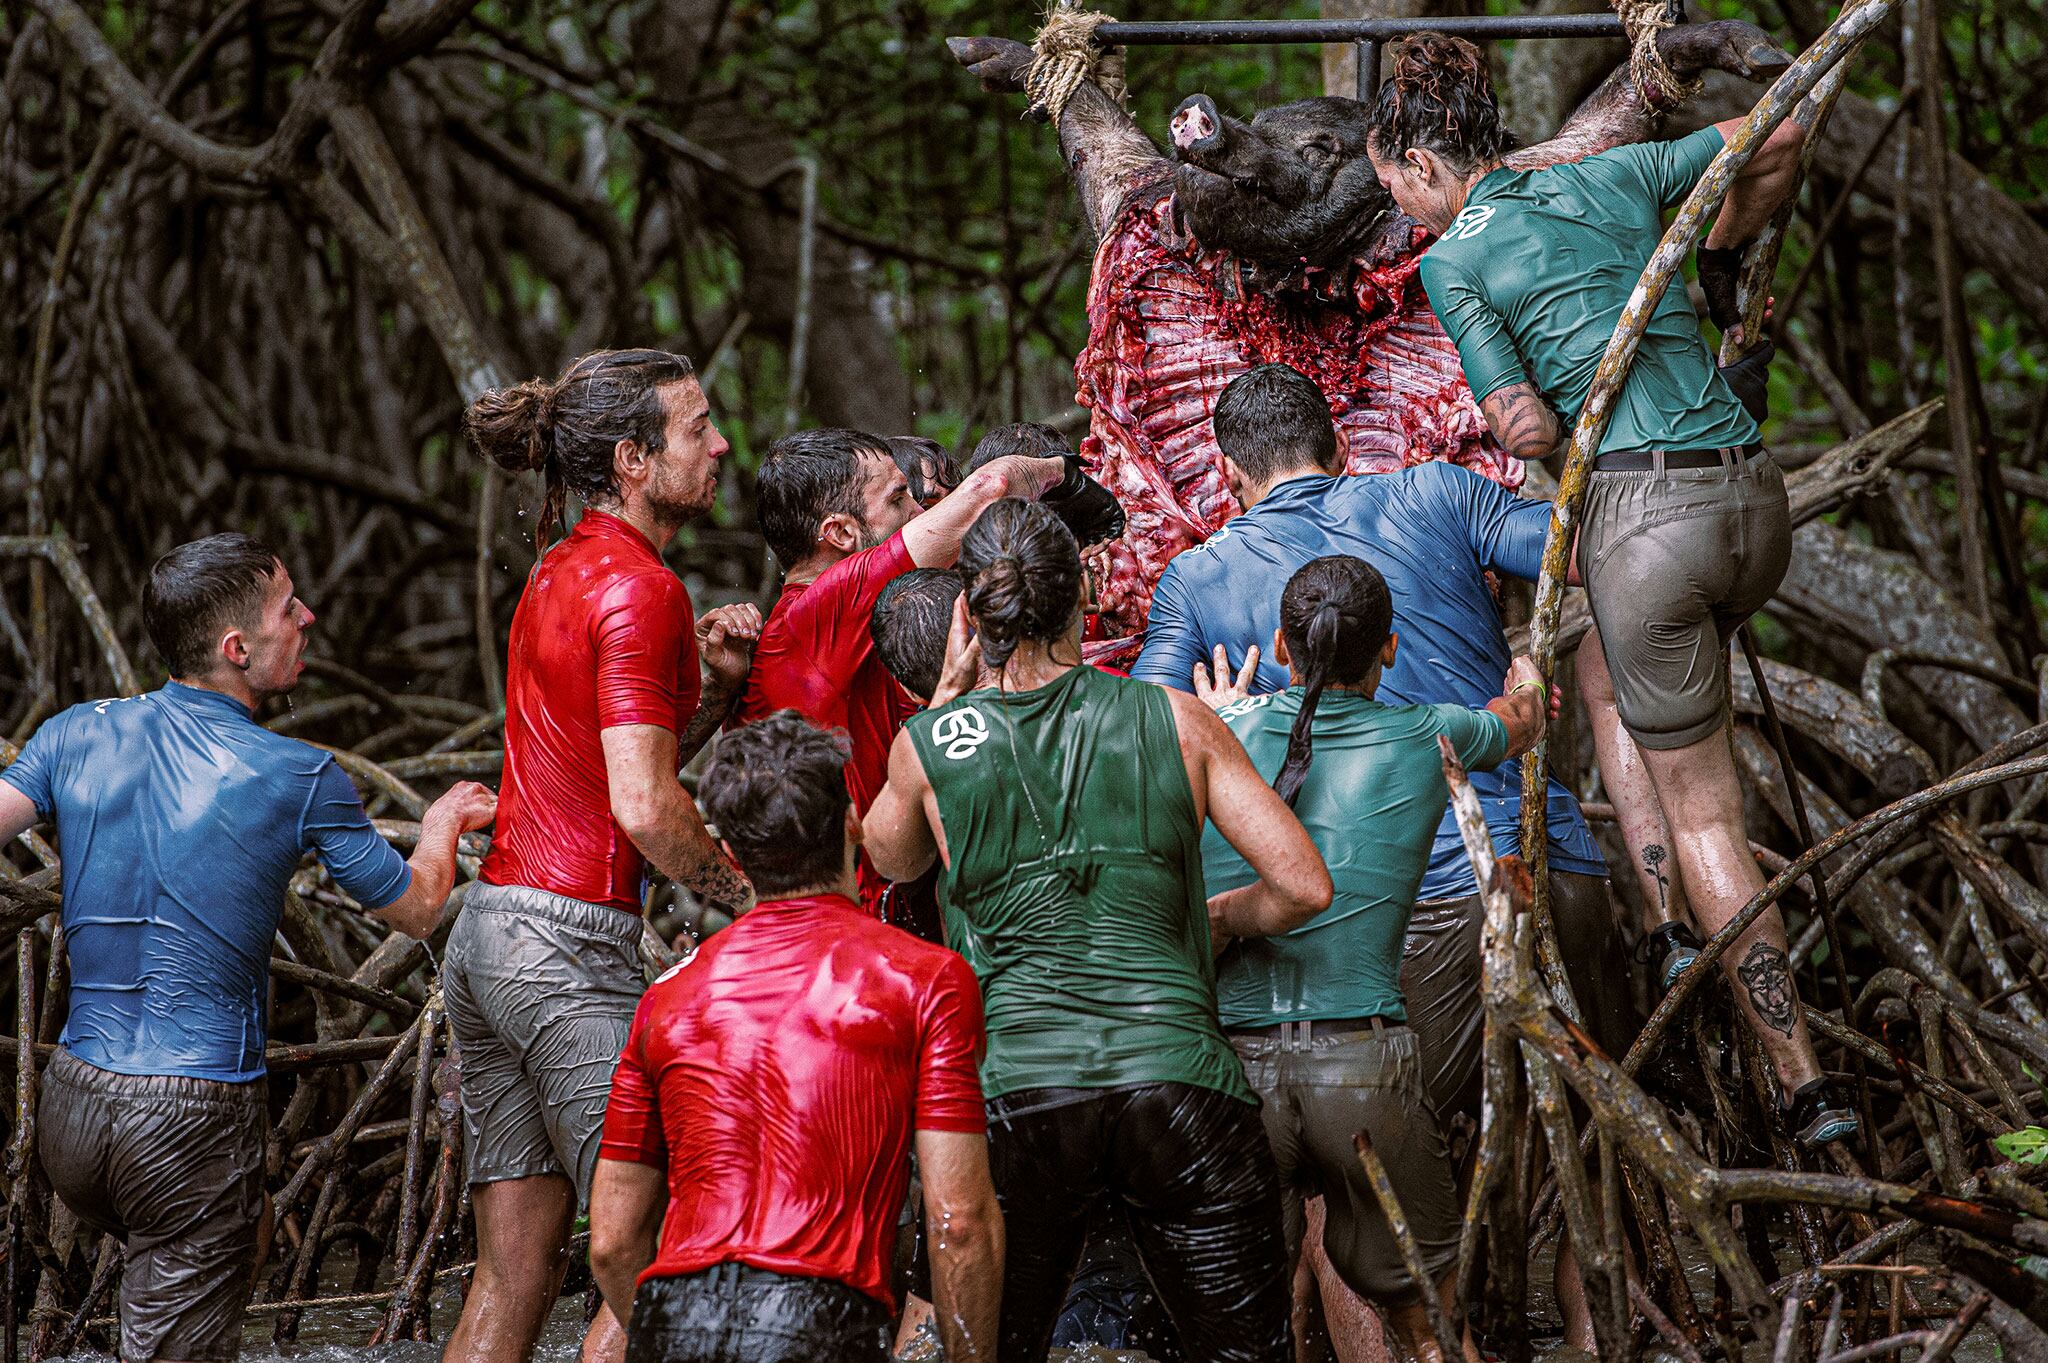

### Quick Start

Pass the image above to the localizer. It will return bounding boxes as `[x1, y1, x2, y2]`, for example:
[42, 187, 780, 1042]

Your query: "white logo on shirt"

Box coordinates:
[1443, 204, 1495, 241]
[1217, 694, 1277, 721]
[932, 708, 991, 760]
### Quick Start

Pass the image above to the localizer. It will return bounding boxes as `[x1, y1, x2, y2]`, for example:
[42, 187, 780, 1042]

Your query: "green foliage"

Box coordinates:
[1994, 1126, 2048, 1165]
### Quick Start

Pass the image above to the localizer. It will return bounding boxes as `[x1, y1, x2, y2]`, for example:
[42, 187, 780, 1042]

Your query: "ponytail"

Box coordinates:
[1273, 602, 1340, 806]
[1270, 556, 1395, 806]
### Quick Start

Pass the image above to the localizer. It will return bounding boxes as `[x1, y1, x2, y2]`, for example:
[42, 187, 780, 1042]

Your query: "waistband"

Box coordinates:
[665, 1261, 865, 1299]
[45, 1048, 266, 1110]
[1226, 1016, 1399, 1049]
[467, 879, 643, 946]
[1592, 442, 1765, 473]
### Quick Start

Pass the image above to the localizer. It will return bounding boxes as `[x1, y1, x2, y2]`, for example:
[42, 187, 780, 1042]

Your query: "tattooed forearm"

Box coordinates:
[1735, 941, 1800, 1038]
[1479, 383, 1562, 463]
[678, 681, 740, 768]
[680, 850, 753, 916]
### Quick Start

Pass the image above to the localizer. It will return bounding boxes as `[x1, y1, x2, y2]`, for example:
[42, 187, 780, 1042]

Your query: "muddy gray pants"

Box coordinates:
[39, 1049, 267, 1362]
[1580, 447, 1791, 751]
[1402, 870, 1629, 1125]
[443, 880, 645, 1205]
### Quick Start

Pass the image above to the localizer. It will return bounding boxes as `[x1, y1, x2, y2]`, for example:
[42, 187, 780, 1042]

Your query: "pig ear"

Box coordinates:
[947, 36, 1034, 95]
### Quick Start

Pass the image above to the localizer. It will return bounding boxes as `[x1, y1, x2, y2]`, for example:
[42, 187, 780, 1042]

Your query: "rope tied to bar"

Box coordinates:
[1613, 0, 1701, 109]
[1025, 2, 1126, 125]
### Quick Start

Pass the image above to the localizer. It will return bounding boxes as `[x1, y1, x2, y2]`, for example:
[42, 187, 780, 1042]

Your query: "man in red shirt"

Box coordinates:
[738, 426, 1121, 913]
[590, 710, 1002, 1362]
[446, 349, 757, 1363]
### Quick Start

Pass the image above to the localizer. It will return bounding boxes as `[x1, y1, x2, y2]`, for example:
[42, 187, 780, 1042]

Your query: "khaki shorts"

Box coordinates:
[443, 880, 645, 1205]
[1229, 1022, 1458, 1306]
[1580, 448, 1791, 750]
[39, 1049, 267, 1362]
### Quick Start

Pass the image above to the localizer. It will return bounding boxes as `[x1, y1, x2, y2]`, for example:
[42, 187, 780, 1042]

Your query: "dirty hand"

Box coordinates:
[426, 780, 497, 835]
[928, 595, 985, 710]
[1505, 656, 1559, 719]
[1192, 643, 1260, 712]
[698, 602, 764, 690]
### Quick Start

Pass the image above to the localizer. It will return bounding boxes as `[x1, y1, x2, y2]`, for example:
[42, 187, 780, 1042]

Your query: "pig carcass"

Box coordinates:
[949, 21, 1790, 643]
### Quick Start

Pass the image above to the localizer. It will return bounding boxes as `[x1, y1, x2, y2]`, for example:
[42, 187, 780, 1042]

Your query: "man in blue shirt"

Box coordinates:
[1135, 363, 1626, 1125]
[0, 533, 494, 1363]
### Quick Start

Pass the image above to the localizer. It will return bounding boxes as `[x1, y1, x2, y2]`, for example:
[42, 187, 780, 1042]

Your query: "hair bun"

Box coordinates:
[463, 378, 556, 474]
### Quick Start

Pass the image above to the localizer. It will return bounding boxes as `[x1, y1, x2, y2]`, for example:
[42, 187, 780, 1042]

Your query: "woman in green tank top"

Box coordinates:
[864, 498, 1331, 1363]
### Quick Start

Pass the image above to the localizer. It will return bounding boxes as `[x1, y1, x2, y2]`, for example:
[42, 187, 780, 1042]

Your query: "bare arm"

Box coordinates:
[1479, 383, 1564, 465]
[863, 729, 942, 882]
[602, 724, 752, 911]
[917, 1128, 1004, 1361]
[0, 784, 36, 845]
[678, 603, 763, 766]
[1169, 691, 1332, 942]
[1705, 114, 1806, 249]
[368, 780, 497, 938]
[588, 1158, 666, 1329]
[1485, 657, 1553, 762]
[902, 454, 1066, 569]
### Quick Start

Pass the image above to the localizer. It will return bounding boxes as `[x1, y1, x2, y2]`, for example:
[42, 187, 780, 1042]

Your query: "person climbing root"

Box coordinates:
[1367, 30, 1855, 1146]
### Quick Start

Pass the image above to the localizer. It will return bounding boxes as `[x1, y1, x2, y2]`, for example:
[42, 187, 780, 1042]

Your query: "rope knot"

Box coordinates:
[1025, 2, 1126, 126]
[1614, 0, 1703, 110]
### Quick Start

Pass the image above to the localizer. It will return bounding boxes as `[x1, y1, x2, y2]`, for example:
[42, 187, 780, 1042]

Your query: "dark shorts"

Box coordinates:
[626, 1262, 889, 1363]
[1229, 1021, 1457, 1306]
[1404, 871, 1629, 1125]
[38, 1049, 267, 1362]
[443, 880, 644, 1205]
[1581, 447, 1790, 750]
[986, 1080, 1292, 1363]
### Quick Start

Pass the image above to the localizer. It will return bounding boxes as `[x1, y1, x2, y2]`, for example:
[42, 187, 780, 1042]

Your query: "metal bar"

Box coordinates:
[1098, 14, 1624, 45]
[1356, 38, 1381, 104]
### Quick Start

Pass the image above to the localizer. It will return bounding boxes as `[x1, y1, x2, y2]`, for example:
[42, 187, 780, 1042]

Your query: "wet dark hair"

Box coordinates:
[1272, 556, 1393, 807]
[968, 421, 1069, 474]
[699, 710, 854, 899]
[956, 499, 1081, 671]
[757, 428, 893, 570]
[143, 533, 285, 678]
[872, 570, 964, 702]
[464, 349, 696, 547]
[886, 436, 961, 507]
[1367, 33, 1518, 177]
[1213, 364, 1342, 485]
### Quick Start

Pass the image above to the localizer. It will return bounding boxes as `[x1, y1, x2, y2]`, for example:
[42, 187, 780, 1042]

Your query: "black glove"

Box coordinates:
[1718, 337, 1776, 422]
[1696, 243, 1749, 334]
[1041, 453, 1127, 548]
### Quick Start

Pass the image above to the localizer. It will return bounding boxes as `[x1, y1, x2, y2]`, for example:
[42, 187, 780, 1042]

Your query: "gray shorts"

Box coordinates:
[38, 1049, 267, 1362]
[443, 880, 645, 1205]
[1229, 1022, 1458, 1306]
[1580, 448, 1790, 750]
[1404, 870, 1623, 1126]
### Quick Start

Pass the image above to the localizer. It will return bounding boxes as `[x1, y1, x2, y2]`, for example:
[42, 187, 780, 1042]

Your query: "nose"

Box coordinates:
[1170, 95, 1222, 154]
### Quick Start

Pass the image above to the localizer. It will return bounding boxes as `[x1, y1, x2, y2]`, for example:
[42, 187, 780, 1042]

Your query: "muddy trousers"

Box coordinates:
[626, 1262, 890, 1363]
[986, 1081, 1293, 1363]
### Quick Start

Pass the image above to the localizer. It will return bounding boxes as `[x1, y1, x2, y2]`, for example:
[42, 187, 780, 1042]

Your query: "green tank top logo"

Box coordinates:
[928, 706, 991, 760]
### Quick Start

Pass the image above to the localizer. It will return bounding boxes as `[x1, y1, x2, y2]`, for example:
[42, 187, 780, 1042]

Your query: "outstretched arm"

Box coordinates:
[949, 35, 1166, 238]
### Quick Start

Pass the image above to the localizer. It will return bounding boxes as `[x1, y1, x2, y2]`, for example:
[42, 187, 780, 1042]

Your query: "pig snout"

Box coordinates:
[1171, 95, 1225, 157]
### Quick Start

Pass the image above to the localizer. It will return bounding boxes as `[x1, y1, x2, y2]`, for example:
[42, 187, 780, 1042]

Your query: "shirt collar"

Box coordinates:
[575, 508, 662, 558]
[1251, 472, 1340, 511]
[752, 892, 862, 917]
[160, 678, 256, 721]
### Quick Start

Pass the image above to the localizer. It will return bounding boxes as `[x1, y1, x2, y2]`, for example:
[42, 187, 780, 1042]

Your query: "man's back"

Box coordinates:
[905, 665, 1253, 1104]
[1134, 462, 1602, 898]
[484, 510, 697, 911]
[1, 683, 408, 1080]
[599, 894, 984, 1308]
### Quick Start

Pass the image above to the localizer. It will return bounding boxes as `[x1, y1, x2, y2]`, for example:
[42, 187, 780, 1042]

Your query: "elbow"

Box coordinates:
[926, 1195, 1004, 1256]
[589, 1226, 634, 1279]
[1267, 867, 1334, 935]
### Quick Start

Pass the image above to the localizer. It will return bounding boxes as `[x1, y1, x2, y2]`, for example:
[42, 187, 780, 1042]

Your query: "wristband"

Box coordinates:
[1509, 679, 1546, 699]
[1696, 243, 1750, 333]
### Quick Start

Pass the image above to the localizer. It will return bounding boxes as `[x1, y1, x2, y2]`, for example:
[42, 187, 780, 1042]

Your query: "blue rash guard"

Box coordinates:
[0, 681, 412, 1082]
[1132, 462, 1605, 899]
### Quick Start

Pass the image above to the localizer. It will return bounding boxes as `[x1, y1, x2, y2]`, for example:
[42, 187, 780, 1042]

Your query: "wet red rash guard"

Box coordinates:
[481, 510, 700, 912]
[599, 893, 987, 1307]
[734, 533, 919, 913]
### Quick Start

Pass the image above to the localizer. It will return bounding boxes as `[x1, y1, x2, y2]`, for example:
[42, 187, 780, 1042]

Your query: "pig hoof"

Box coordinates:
[947, 35, 1034, 94]
[1657, 19, 1793, 84]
